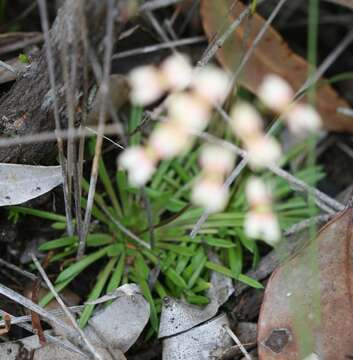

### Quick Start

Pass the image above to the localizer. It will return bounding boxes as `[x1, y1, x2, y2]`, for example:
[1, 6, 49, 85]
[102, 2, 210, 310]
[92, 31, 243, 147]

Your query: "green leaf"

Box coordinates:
[137, 278, 158, 332]
[98, 158, 121, 217]
[238, 274, 263, 289]
[79, 258, 116, 328]
[206, 261, 263, 289]
[158, 243, 195, 256]
[165, 268, 187, 289]
[187, 256, 207, 289]
[134, 253, 149, 280]
[39, 234, 113, 251]
[39, 236, 77, 251]
[204, 236, 236, 248]
[39, 275, 76, 307]
[128, 106, 143, 145]
[106, 253, 125, 293]
[56, 245, 113, 283]
[185, 293, 210, 305]
[10, 206, 66, 222]
[51, 222, 67, 230]
[228, 242, 242, 276]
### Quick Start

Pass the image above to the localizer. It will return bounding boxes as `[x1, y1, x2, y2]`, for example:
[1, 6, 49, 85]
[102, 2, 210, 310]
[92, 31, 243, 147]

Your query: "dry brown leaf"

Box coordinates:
[201, 0, 352, 132]
[0, 313, 11, 336]
[257, 207, 353, 358]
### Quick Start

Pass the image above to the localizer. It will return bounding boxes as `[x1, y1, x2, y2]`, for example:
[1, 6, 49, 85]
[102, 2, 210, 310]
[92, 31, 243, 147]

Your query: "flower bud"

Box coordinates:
[230, 102, 263, 140]
[167, 92, 211, 131]
[246, 136, 282, 169]
[258, 74, 293, 112]
[192, 65, 229, 104]
[118, 146, 156, 186]
[199, 145, 235, 174]
[244, 210, 281, 245]
[191, 177, 229, 213]
[129, 65, 164, 105]
[245, 177, 271, 207]
[286, 103, 322, 135]
[161, 53, 193, 91]
[149, 122, 193, 159]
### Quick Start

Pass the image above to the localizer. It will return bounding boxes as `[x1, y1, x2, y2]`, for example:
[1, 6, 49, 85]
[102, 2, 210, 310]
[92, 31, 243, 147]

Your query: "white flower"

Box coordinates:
[230, 102, 263, 140]
[258, 74, 293, 112]
[245, 177, 271, 207]
[129, 65, 164, 105]
[167, 92, 211, 131]
[200, 145, 235, 174]
[192, 178, 229, 213]
[192, 65, 229, 104]
[286, 103, 322, 135]
[161, 53, 193, 91]
[244, 210, 281, 245]
[149, 122, 193, 159]
[246, 136, 282, 169]
[118, 146, 156, 186]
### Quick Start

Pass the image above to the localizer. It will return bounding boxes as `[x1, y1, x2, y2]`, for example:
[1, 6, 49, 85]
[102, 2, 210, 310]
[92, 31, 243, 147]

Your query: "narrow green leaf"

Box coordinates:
[56, 245, 113, 283]
[137, 278, 158, 332]
[165, 268, 187, 289]
[206, 261, 263, 289]
[106, 253, 125, 293]
[79, 258, 116, 328]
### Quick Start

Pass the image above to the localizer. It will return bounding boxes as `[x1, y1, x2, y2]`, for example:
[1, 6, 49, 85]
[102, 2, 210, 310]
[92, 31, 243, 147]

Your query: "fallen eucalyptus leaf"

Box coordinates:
[158, 266, 233, 338]
[85, 284, 150, 353]
[0, 334, 126, 360]
[0, 284, 148, 359]
[258, 207, 353, 359]
[201, 0, 352, 132]
[162, 314, 233, 360]
[0, 164, 63, 206]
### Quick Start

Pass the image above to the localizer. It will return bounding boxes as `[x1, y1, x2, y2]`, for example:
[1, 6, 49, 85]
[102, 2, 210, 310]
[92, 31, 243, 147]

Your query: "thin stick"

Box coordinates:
[224, 325, 252, 360]
[0, 283, 76, 334]
[0, 60, 17, 74]
[0, 305, 84, 327]
[0, 310, 88, 358]
[0, 123, 123, 148]
[80, 0, 116, 258]
[37, 0, 74, 236]
[284, 214, 333, 236]
[86, 127, 124, 149]
[299, 28, 353, 93]
[31, 254, 103, 360]
[112, 36, 205, 59]
[139, 0, 183, 12]
[0, 258, 38, 282]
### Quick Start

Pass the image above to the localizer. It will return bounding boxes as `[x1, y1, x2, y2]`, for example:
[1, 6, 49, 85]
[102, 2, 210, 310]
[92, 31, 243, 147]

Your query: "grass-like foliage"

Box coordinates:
[9, 106, 324, 333]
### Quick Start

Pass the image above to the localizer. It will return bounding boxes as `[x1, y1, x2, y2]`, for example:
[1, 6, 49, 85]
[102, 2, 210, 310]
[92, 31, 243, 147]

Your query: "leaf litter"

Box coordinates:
[0, 164, 63, 206]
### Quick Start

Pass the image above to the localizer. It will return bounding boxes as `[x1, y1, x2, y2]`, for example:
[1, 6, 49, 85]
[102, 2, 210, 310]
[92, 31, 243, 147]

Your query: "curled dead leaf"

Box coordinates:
[201, 0, 352, 132]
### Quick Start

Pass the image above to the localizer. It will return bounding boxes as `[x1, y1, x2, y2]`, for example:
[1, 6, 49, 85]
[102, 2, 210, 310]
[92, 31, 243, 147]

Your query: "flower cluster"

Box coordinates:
[258, 74, 322, 135]
[244, 177, 281, 245]
[119, 53, 229, 187]
[192, 145, 235, 213]
[119, 55, 323, 246]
